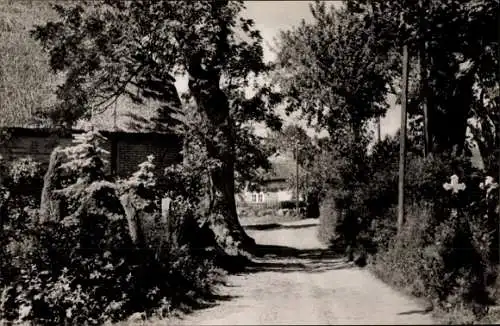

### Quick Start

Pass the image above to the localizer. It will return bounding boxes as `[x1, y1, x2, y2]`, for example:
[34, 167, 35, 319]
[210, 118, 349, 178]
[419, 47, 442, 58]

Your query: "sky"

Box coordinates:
[175, 1, 401, 139]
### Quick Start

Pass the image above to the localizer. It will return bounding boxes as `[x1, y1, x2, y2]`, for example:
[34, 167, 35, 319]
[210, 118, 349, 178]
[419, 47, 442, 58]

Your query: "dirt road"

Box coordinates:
[169, 219, 436, 325]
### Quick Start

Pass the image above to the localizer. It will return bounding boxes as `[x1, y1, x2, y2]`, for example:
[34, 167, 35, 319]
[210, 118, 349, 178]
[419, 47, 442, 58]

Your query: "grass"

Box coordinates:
[239, 211, 302, 227]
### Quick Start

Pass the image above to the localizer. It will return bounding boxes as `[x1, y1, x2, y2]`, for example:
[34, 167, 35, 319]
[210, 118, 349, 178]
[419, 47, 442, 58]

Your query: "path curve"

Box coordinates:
[169, 219, 435, 325]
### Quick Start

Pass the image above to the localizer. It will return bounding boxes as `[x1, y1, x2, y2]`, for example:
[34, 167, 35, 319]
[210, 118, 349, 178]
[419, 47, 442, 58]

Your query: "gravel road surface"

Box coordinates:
[169, 219, 435, 325]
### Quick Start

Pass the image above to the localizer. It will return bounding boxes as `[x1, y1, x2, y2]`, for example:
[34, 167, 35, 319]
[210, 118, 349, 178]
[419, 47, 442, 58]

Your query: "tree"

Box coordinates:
[274, 1, 393, 144]
[346, 0, 499, 159]
[269, 124, 321, 215]
[273, 1, 398, 257]
[32, 0, 281, 254]
[273, 1, 392, 210]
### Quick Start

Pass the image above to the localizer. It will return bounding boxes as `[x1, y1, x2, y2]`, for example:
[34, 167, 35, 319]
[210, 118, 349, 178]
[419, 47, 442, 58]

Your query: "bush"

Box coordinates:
[371, 202, 437, 298]
[0, 221, 224, 325]
[0, 157, 43, 236]
[0, 131, 226, 324]
[316, 131, 498, 317]
[370, 155, 498, 317]
[118, 154, 167, 249]
[315, 137, 371, 255]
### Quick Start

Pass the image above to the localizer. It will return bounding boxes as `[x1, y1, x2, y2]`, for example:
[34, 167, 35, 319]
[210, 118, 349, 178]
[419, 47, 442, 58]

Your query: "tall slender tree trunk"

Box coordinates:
[419, 42, 431, 156]
[419, 0, 431, 156]
[398, 44, 409, 233]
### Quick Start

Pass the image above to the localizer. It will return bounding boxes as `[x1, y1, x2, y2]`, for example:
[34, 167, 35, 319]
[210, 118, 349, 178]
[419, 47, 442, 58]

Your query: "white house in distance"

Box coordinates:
[236, 152, 305, 205]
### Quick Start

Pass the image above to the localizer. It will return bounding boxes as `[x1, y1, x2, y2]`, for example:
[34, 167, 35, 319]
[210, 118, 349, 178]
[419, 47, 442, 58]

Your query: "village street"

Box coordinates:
[168, 220, 436, 325]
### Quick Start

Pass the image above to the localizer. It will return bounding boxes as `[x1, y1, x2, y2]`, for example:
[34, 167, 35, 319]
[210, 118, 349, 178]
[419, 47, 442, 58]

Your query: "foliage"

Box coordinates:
[53, 130, 118, 220]
[30, 0, 280, 160]
[372, 192, 498, 316]
[163, 153, 234, 253]
[346, 0, 499, 158]
[266, 124, 322, 217]
[118, 153, 160, 212]
[366, 152, 498, 316]
[118, 154, 166, 249]
[315, 125, 498, 315]
[122, 154, 157, 191]
[233, 124, 275, 192]
[318, 189, 341, 248]
[273, 2, 391, 232]
[0, 129, 225, 324]
[0, 221, 224, 325]
[4, 156, 44, 208]
[0, 156, 43, 236]
[6, 157, 43, 190]
[273, 1, 392, 137]
[269, 125, 315, 165]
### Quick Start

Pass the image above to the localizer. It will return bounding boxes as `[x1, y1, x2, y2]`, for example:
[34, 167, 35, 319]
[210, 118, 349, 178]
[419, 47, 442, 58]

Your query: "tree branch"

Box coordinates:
[92, 63, 146, 112]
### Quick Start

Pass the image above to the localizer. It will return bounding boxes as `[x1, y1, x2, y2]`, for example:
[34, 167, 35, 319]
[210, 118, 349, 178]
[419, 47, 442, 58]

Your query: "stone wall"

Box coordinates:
[0, 127, 182, 177]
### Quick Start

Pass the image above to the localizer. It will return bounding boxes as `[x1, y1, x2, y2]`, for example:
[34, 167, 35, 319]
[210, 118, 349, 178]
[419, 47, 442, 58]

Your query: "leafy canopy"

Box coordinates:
[273, 1, 392, 138]
[32, 1, 279, 128]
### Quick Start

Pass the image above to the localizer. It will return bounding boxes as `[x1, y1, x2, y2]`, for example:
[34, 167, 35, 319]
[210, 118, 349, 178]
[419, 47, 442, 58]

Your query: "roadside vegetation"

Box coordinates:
[0, 130, 227, 324]
[273, 0, 499, 323]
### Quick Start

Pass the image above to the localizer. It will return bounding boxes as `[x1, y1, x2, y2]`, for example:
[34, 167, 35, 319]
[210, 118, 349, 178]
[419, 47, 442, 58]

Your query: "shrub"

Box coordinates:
[318, 132, 498, 316]
[318, 190, 339, 245]
[0, 221, 224, 325]
[371, 202, 437, 298]
[0, 157, 44, 228]
[371, 170, 498, 317]
[7, 157, 44, 193]
[0, 131, 226, 324]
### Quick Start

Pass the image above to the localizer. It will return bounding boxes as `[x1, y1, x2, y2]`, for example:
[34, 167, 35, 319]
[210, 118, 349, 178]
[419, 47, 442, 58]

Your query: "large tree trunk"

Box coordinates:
[187, 54, 255, 256]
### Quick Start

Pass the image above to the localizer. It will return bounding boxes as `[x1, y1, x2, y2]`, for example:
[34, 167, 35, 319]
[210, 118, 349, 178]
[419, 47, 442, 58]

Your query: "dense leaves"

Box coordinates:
[347, 0, 499, 158]
[274, 1, 392, 139]
[0, 131, 225, 324]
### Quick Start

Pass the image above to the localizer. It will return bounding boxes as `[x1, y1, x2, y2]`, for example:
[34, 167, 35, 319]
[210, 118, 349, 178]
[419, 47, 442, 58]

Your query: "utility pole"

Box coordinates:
[295, 140, 300, 216]
[398, 44, 409, 233]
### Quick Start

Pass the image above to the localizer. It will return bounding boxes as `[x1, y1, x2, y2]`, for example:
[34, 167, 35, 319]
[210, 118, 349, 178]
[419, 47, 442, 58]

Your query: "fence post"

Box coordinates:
[161, 197, 172, 247]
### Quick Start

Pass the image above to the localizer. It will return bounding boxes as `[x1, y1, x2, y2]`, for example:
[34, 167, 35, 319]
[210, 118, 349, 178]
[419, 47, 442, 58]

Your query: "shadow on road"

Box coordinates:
[397, 308, 432, 316]
[175, 293, 240, 317]
[244, 222, 319, 231]
[244, 244, 353, 274]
